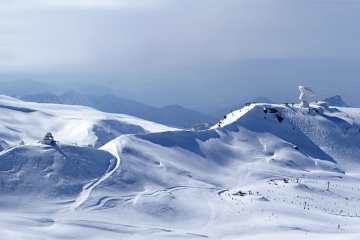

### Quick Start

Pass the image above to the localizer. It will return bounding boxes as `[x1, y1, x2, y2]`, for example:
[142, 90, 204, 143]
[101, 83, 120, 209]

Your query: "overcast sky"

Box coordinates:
[1, 0, 360, 109]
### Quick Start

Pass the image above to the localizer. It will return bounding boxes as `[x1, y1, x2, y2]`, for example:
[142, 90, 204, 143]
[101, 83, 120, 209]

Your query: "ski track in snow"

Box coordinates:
[69, 142, 121, 210]
[202, 201, 217, 228]
[0, 145, 21, 157]
[85, 186, 223, 211]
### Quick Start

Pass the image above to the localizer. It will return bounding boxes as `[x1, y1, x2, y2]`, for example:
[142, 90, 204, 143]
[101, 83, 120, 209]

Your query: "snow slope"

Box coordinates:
[0, 94, 177, 148]
[0, 143, 116, 211]
[70, 103, 360, 239]
[84, 104, 360, 239]
[1, 98, 360, 239]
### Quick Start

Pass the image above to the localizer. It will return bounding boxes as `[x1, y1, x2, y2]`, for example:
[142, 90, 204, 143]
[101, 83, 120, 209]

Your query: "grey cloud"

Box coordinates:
[0, 0, 359, 108]
[2, 0, 360, 74]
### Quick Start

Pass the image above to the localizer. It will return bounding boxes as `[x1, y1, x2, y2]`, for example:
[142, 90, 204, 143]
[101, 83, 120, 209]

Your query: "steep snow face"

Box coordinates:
[0, 143, 116, 210]
[214, 103, 360, 172]
[0, 95, 177, 148]
[281, 106, 360, 171]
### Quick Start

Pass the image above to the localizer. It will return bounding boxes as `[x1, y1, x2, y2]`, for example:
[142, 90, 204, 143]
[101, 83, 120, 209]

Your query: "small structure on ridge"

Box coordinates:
[41, 132, 54, 145]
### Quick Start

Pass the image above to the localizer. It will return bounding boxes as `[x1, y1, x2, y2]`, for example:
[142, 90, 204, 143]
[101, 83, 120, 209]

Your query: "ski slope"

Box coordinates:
[1, 96, 360, 239]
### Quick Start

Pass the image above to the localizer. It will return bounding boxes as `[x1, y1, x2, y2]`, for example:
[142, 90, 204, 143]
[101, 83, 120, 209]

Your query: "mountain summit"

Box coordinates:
[323, 95, 350, 107]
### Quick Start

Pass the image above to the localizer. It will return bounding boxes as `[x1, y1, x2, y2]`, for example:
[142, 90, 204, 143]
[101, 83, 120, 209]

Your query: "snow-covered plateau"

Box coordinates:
[1, 95, 360, 239]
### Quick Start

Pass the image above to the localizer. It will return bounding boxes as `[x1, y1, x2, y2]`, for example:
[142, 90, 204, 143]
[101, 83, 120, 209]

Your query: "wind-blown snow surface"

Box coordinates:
[1, 97, 360, 239]
[0, 95, 177, 148]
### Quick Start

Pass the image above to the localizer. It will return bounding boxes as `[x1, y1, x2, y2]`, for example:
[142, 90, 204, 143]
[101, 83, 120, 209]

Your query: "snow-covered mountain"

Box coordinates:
[323, 95, 350, 107]
[21, 91, 217, 128]
[1, 95, 360, 239]
[0, 94, 176, 148]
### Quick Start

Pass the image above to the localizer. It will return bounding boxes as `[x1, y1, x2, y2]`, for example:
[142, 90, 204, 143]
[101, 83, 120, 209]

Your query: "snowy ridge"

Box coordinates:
[1, 97, 360, 239]
[0, 95, 177, 148]
[215, 103, 360, 172]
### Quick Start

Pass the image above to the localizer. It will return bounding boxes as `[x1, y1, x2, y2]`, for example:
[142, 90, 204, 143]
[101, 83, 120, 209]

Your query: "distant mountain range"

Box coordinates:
[0, 79, 217, 128]
[21, 91, 217, 128]
[0, 79, 126, 97]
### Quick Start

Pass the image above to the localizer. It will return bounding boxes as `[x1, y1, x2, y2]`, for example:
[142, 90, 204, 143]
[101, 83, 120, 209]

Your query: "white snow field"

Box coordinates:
[1, 95, 360, 239]
[0, 95, 177, 149]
